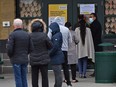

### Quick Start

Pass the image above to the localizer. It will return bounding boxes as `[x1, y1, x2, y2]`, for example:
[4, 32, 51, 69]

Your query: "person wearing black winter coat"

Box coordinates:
[29, 19, 52, 87]
[90, 13, 102, 52]
[7, 18, 33, 87]
[89, 13, 102, 77]
[49, 22, 64, 87]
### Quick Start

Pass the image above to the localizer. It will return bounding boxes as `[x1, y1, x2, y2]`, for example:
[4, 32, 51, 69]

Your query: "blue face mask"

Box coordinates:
[89, 18, 94, 24]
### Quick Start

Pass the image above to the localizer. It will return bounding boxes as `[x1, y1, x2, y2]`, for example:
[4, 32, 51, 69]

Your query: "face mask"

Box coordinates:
[48, 28, 52, 39]
[49, 28, 52, 33]
[89, 18, 94, 24]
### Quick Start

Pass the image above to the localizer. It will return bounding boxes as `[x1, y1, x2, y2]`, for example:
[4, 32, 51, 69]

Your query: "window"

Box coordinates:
[16, 0, 42, 31]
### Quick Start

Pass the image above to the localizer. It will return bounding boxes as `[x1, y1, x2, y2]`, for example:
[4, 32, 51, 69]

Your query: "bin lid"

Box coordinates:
[98, 42, 114, 47]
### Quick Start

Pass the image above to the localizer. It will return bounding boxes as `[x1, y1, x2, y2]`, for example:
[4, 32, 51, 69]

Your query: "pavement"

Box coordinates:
[0, 71, 116, 87]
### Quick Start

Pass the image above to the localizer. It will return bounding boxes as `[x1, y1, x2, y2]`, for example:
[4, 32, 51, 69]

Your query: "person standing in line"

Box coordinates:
[74, 14, 90, 30]
[89, 13, 102, 77]
[74, 14, 85, 29]
[65, 22, 79, 83]
[75, 20, 95, 78]
[49, 22, 64, 87]
[89, 13, 102, 52]
[28, 19, 52, 87]
[7, 18, 33, 87]
[48, 16, 72, 87]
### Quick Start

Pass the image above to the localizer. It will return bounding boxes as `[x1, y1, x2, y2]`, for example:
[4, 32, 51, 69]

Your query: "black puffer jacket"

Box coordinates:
[29, 32, 52, 65]
[7, 28, 33, 64]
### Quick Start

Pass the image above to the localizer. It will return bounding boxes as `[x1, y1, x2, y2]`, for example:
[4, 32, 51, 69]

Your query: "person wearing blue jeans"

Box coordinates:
[7, 19, 33, 87]
[75, 20, 95, 79]
[78, 56, 88, 78]
[13, 64, 28, 87]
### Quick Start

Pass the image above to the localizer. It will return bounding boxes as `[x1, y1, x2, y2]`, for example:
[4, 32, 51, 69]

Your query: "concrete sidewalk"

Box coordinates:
[0, 71, 116, 87]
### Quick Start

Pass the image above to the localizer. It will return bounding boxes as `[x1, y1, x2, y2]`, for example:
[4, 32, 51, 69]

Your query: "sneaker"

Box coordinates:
[63, 80, 67, 83]
[79, 74, 82, 78]
[90, 73, 95, 77]
[67, 85, 72, 87]
[83, 76, 87, 78]
[72, 79, 78, 83]
[67, 83, 72, 87]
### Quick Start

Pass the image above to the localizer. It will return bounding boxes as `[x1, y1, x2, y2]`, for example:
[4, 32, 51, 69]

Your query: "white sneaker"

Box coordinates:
[67, 85, 72, 87]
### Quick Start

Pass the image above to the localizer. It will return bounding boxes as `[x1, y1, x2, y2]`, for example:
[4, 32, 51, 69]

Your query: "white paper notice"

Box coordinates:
[80, 4, 95, 14]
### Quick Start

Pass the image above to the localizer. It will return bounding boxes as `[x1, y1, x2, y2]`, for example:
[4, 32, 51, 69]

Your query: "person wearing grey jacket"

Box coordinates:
[7, 18, 33, 87]
[29, 19, 52, 87]
[65, 22, 79, 83]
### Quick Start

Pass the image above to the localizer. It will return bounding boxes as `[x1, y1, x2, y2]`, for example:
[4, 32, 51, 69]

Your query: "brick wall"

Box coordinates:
[0, 0, 15, 74]
[0, 0, 15, 40]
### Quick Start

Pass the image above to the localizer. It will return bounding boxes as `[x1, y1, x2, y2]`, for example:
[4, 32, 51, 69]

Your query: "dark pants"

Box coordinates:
[70, 64, 77, 80]
[31, 64, 49, 87]
[52, 64, 62, 87]
[62, 51, 71, 85]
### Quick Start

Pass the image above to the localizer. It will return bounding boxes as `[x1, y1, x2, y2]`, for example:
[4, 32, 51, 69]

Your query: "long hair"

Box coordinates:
[65, 22, 72, 30]
[79, 20, 86, 45]
[78, 14, 84, 21]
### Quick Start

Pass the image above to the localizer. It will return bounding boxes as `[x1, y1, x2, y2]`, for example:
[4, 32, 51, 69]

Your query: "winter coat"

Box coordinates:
[75, 27, 95, 62]
[90, 19, 102, 52]
[49, 22, 64, 65]
[29, 32, 52, 65]
[7, 28, 33, 64]
[68, 30, 79, 64]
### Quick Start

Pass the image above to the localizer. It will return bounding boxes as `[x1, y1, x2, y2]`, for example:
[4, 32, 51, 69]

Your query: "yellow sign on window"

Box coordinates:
[48, 4, 67, 25]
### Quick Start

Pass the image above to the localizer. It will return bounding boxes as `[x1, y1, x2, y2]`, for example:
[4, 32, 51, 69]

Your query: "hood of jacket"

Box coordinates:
[49, 22, 60, 35]
[28, 19, 47, 33]
[53, 16, 63, 25]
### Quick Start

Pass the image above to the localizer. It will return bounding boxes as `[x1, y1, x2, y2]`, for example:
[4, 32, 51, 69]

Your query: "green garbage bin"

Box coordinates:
[95, 52, 116, 83]
[95, 42, 116, 83]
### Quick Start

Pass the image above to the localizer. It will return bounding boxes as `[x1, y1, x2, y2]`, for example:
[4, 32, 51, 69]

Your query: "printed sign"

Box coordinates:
[80, 4, 95, 14]
[48, 4, 67, 25]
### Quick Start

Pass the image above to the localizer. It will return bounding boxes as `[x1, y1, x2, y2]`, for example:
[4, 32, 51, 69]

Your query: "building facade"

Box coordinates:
[0, 0, 115, 73]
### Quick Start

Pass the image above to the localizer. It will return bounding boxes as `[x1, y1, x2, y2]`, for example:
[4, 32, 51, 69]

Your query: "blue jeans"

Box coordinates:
[78, 57, 88, 76]
[52, 64, 62, 87]
[13, 64, 28, 87]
